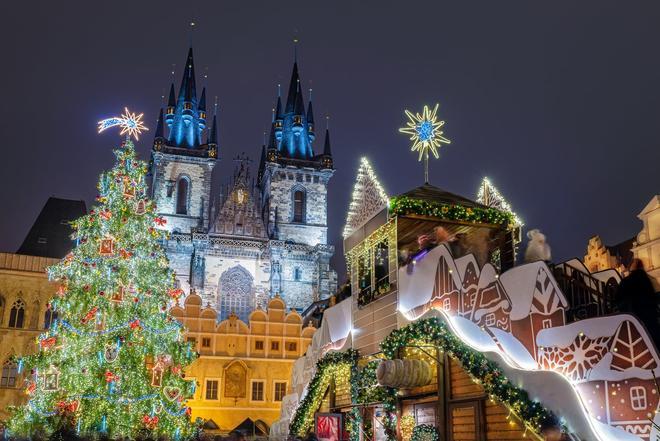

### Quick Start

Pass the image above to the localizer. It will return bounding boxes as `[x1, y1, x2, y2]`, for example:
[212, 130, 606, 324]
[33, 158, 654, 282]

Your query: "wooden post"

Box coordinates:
[435, 346, 446, 438]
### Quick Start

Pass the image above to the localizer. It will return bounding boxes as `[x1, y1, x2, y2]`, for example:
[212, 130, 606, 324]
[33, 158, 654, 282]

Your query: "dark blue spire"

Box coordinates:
[165, 47, 205, 148]
[285, 62, 300, 113]
[306, 98, 315, 126]
[167, 84, 176, 107]
[199, 87, 207, 112]
[274, 61, 314, 160]
[155, 108, 165, 140]
[323, 129, 332, 156]
[178, 47, 197, 104]
[208, 113, 218, 145]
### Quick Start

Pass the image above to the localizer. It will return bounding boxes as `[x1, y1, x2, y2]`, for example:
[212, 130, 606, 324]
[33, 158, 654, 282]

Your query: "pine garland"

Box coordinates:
[389, 196, 514, 227]
[381, 318, 561, 438]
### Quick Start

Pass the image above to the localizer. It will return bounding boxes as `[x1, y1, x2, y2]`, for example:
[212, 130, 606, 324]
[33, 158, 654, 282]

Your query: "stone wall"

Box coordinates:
[151, 152, 215, 233]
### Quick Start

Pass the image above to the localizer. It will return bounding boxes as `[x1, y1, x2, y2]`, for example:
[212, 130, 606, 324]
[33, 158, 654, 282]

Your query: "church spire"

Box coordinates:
[307, 90, 315, 142]
[155, 108, 165, 140]
[285, 62, 300, 113]
[178, 47, 197, 104]
[165, 83, 176, 127]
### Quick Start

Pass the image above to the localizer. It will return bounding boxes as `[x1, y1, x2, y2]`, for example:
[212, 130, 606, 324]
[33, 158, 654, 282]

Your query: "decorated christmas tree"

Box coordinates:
[8, 130, 197, 439]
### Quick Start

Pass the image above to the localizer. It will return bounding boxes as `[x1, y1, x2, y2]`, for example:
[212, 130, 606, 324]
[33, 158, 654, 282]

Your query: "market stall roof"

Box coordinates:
[399, 183, 489, 210]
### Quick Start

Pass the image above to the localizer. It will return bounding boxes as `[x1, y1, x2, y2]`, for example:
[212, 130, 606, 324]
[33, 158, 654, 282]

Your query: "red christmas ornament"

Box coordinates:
[40, 337, 57, 350]
[83, 284, 90, 292]
[26, 383, 36, 395]
[99, 210, 112, 221]
[154, 217, 167, 226]
[129, 319, 141, 330]
[142, 415, 159, 430]
[133, 297, 139, 303]
[119, 249, 133, 259]
[81, 306, 98, 325]
[168, 288, 184, 300]
[104, 371, 119, 383]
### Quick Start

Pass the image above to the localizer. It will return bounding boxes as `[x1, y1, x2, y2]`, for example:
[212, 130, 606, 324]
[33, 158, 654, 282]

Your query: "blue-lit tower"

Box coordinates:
[151, 47, 218, 234]
[258, 60, 336, 303]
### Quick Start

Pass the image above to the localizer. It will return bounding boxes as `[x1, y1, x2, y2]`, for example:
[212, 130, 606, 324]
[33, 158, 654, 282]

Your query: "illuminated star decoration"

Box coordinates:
[98, 108, 149, 140]
[399, 104, 451, 161]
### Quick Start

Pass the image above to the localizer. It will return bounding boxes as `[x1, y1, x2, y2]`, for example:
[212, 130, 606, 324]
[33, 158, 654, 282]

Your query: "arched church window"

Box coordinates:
[293, 189, 306, 223]
[8, 299, 25, 329]
[0, 360, 17, 388]
[218, 266, 255, 322]
[44, 309, 58, 329]
[176, 177, 189, 215]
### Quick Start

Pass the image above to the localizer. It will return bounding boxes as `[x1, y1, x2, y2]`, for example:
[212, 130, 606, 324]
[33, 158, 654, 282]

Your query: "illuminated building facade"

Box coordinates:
[149, 48, 337, 320]
[172, 292, 315, 434]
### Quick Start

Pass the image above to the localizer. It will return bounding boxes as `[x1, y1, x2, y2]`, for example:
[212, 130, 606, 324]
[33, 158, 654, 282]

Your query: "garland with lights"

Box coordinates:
[381, 318, 562, 439]
[389, 196, 514, 227]
[7, 139, 198, 440]
[289, 350, 359, 438]
[411, 424, 439, 441]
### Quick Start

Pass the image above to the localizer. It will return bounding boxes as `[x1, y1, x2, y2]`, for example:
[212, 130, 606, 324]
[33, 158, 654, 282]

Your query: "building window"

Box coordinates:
[202, 337, 211, 348]
[485, 314, 496, 327]
[205, 380, 218, 400]
[255, 340, 264, 350]
[176, 177, 189, 215]
[294, 267, 302, 281]
[443, 298, 451, 310]
[271, 341, 280, 351]
[8, 300, 25, 329]
[374, 240, 390, 293]
[542, 319, 552, 329]
[630, 386, 647, 410]
[44, 309, 58, 329]
[287, 342, 297, 352]
[292, 189, 305, 223]
[274, 382, 287, 402]
[1, 361, 18, 388]
[251, 380, 265, 401]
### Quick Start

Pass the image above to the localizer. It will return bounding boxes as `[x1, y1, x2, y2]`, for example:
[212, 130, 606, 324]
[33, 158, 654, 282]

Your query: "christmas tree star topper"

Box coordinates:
[98, 107, 149, 140]
[399, 103, 451, 182]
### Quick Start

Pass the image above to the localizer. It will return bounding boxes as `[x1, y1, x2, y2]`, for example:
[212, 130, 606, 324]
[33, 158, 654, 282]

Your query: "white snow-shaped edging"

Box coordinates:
[397, 245, 660, 440]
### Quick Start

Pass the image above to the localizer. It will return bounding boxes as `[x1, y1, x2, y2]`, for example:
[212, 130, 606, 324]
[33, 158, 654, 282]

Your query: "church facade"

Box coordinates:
[149, 48, 337, 320]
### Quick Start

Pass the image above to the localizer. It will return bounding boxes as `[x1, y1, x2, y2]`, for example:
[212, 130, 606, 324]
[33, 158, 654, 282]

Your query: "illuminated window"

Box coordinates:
[44, 309, 58, 329]
[184, 102, 193, 110]
[443, 298, 451, 310]
[176, 177, 189, 215]
[8, 300, 25, 329]
[630, 386, 647, 410]
[205, 380, 218, 400]
[255, 340, 264, 350]
[202, 337, 211, 348]
[274, 382, 287, 401]
[251, 380, 264, 401]
[485, 314, 496, 327]
[1, 361, 17, 388]
[287, 342, 297, 352]
[271, 341, 279, 351]
[293, 189, 305, 223]
[374, 240, 389, 291]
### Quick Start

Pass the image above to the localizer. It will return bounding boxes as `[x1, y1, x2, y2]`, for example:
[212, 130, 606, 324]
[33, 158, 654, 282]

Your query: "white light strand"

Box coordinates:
[477, 177, 523, 227]
[342, 157, 389, 238]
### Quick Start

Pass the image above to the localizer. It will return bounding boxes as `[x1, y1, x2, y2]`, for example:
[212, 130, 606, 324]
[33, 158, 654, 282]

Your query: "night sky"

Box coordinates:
[2, 1, 659, 279]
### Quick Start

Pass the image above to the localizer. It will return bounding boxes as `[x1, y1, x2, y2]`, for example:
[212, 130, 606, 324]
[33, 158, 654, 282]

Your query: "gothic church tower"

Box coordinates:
[150, 47, 217, 234]
[258, 61, 336, 302]
[259, 62, 334, 246]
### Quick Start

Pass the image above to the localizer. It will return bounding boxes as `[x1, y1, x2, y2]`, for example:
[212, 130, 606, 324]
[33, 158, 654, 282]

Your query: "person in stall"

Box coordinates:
[615, 258, 660, 346]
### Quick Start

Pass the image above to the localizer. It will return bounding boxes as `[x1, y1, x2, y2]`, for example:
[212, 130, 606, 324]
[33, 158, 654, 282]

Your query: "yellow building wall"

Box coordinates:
[172, 293, 316, 434]
[0, 253, 59, 421]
